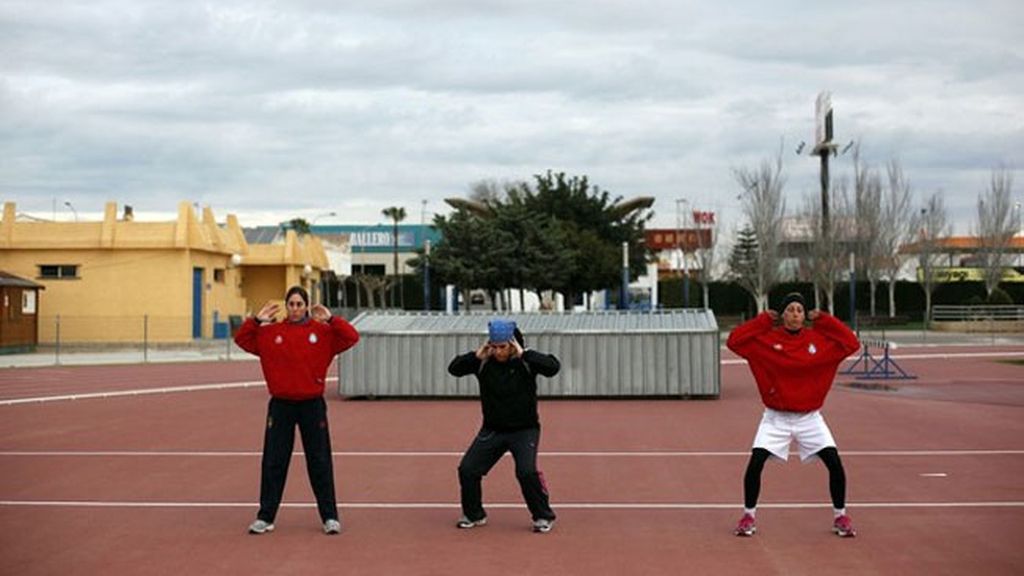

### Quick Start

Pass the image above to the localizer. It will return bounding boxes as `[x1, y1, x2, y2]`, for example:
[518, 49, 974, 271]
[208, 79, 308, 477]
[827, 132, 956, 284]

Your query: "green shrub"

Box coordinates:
[987, 287, 1014, 305]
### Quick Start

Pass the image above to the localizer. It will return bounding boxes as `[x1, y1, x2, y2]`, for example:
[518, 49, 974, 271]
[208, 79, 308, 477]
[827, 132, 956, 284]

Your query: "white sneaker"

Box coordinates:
[456, 515, 487, 529]
[532, 518, 555, 533]
[323, 519, 342, 535]
[248, 519, 275, 534]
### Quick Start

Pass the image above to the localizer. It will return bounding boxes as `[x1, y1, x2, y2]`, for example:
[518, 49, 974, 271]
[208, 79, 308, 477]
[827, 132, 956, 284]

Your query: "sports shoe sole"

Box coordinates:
[734, 527, 756, 537]
[532, 521, 555, 533]
[833, 527, 856, 538]
[457, 518, 487, 529]
[248, 523, 275, 535]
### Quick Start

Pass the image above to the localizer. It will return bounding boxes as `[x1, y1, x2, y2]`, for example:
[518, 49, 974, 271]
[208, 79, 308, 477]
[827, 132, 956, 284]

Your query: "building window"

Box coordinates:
[214, 269, 226, 283]
[353, 264, 386, 276]
[39, 265, 79, 279]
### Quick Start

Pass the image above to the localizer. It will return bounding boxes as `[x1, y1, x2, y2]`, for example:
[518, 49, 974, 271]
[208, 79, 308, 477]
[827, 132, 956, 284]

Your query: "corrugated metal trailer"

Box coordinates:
[338, 310, 720, 398]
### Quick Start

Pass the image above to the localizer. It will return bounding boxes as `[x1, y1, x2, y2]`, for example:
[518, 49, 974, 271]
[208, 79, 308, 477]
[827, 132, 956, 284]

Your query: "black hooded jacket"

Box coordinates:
[448, 349, 560, 432]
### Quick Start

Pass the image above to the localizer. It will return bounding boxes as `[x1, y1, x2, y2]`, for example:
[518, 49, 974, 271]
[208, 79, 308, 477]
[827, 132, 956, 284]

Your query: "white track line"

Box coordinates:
[1, 449, 1021, 458]
[722, 350, 1024, 366]
[2, 349, 1021, 405]
[1, 500, 1021, 509]
[0, 377, 346, 406]
[0, 381, 267, 406]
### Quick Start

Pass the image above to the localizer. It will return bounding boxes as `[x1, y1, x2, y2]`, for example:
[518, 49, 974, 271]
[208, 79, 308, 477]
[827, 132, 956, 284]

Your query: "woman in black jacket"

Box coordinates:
[448, 319, 561, 533]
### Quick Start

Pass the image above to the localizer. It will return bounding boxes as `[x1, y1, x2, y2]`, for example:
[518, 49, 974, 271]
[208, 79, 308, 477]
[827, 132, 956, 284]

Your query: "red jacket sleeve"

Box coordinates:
[811, 312, 861, 360]
[327, 316, 360, 355]
[726, 312, 774, 358]
[234, 317, 262, 356]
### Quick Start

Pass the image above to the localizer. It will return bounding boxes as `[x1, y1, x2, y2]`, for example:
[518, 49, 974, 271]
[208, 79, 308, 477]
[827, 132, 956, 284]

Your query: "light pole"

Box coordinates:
[620, 241, 630, 310]
[1015, 202, 1022, 266]
[848, 252, 856, 333]
[423, 239, 431, 311]
[64, 201, 78, 222]
[311, 211, 336, 225]
[677, 198, 690, 308]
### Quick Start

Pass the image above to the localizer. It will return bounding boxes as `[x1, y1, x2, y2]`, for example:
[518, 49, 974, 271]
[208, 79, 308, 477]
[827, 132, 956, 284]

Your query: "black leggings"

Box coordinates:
[743, 447, 846, 509]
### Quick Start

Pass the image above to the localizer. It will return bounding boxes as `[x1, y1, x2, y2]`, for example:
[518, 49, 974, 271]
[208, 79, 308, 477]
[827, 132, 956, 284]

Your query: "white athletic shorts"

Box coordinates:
[752, 408, 836, 462]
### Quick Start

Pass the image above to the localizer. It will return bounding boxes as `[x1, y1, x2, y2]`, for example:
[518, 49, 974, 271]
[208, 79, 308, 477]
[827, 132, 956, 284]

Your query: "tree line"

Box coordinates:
[728, 148, 1018, 318]
[409, 170, 652, 310]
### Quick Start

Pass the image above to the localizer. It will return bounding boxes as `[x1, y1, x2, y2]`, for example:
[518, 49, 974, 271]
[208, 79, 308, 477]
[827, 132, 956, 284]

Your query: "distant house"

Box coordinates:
[0, 201, 329, 344]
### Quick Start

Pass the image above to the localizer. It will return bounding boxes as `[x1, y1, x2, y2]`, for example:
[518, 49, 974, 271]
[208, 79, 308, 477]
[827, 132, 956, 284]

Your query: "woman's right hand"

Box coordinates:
[257, 302, 280, 323]
[475, 342, 492, 360]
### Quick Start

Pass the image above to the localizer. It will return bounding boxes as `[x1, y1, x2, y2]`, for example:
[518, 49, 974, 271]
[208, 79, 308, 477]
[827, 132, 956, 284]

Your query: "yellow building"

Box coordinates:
[0, 201, 328, 344]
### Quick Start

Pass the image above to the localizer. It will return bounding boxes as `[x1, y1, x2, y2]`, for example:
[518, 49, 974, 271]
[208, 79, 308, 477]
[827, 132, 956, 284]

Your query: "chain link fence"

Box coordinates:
[35, 314, 246, 365]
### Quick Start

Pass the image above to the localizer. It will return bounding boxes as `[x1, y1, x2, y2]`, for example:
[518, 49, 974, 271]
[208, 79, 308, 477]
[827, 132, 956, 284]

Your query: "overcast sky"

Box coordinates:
[2, 0, 1022, 237]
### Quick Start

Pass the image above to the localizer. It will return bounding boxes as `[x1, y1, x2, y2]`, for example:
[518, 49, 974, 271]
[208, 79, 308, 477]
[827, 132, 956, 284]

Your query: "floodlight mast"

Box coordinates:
[810, 92, 840, 311]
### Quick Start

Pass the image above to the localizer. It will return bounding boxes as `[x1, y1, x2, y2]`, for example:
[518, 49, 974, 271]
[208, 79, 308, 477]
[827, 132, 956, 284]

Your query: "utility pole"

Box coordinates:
[812, 91, 838, 310]
[676, 198, 690, 308]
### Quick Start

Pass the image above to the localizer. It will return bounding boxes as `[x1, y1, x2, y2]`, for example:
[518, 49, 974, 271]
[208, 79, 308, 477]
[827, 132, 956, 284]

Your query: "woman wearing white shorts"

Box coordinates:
[726, 293, 861, 538]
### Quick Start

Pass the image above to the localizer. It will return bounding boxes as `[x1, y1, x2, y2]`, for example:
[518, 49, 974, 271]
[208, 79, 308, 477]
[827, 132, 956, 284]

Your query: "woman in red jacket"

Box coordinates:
[234, 286, 359, 536]
[726, 292, 861, 538]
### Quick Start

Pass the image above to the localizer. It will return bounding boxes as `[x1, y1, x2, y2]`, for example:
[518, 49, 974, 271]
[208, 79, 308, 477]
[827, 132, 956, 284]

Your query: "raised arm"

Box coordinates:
[448, 350, 483, 377]
[810, 311, 861, 357]
[234, 317, 262, 355]
[725, 312, 776, 356]
[522, 350, 560, 377]
[327, 316, 360, 355]
[234, 301, 279, 356]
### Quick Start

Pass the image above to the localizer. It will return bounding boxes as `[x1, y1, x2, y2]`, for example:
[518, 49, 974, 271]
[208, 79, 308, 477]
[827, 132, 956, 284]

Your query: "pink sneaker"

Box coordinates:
[734, 513, 756, 536]
[833, 514, 856, 537]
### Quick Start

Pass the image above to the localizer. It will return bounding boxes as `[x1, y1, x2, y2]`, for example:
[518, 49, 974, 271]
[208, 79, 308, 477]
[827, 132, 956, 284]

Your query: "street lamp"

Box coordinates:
[64, 201, 78, 222]
[676, 198, 690, 308]
[311, 211, 336, 225]
[620, 241, 630, 310]
[1015, 202, 1022, 266]
[423, 239, 431, 311]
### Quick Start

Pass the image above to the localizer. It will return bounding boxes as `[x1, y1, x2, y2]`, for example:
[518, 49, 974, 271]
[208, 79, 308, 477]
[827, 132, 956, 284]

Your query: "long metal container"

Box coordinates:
[338, 310, 720, 398]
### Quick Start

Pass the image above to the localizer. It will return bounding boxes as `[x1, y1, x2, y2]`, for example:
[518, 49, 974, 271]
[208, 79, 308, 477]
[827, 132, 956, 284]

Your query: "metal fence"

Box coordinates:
[930, 305, 1024, 322]
[32, 315, 243, 364]
[930, 305, 1024, 336]
[339, 310, 721, 398]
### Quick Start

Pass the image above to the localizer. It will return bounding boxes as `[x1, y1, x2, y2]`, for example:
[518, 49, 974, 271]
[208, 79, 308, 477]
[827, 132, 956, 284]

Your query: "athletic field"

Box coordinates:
[1, 342, 1022, 575]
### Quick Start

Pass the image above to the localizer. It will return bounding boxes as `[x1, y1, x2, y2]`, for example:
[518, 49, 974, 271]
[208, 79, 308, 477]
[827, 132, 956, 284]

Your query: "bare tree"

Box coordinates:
[733, 152, 786, 311]
[692, 219, 719, 309]
[878, 160, 915, 317]
[852, 147, 884, 316]
[355, 274, 392, 308]
[975, 166, 1016, 296]
[914, 192, 951, 326]
[802, 179, 849, 314]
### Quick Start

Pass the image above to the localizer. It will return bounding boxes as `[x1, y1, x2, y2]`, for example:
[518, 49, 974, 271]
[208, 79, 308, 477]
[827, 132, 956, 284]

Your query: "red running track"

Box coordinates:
[1, 345, 1022, 575]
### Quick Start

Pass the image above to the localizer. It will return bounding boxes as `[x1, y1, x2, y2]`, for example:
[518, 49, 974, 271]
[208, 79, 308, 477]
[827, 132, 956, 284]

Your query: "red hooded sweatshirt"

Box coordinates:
[726, 311, 860, 412]
[235, 316, 360, 400]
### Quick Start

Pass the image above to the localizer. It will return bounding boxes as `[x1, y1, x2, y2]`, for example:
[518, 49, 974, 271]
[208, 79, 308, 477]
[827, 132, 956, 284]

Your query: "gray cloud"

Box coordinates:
[1, 0, 1021, 234]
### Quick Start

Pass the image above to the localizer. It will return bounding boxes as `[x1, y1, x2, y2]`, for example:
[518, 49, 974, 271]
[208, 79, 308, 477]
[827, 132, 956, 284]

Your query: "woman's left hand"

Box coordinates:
[511, 338, 524, 358]
[310, 304, 332, 323]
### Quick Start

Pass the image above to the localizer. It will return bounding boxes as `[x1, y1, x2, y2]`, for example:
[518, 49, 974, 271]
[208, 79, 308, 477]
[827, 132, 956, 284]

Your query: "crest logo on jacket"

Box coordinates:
[773, 343, 782, 351]
[808, 343, 817, 355]
[309, 333, 318, 344]
[274, 335, 283, 345]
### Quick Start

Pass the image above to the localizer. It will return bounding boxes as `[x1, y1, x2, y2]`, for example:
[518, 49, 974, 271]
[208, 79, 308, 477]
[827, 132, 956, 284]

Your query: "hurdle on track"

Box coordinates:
[839, 338, 917, 380]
